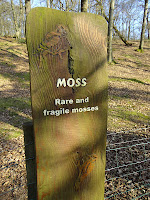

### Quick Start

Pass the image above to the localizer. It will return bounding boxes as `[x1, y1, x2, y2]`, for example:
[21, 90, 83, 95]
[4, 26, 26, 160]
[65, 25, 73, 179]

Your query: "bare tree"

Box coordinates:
[50, 0, 53, 8]
[47, 0, 50, 8]
[100, 0, 104, 16]
[25, 0, 31, 16]
[127, 20, 131, 40]
[147, 10, 150, 39]
[0, 0, 15, 36]
[11, 0, 20, 38]
[139, 0, 149, 51]
[58, 0, 63, 11]
[46, 0, 53, 8]
[107, 0, 115, 63]
[66, 0, 69, 11]
[78, 0, 81, 12]
[95, 0, 132, 46]
[19, 0, 24, 38]
[81, 0, 88, 12]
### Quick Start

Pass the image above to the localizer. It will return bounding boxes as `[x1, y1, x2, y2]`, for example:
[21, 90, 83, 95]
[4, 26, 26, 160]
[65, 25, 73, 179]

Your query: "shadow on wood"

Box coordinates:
[23, 121, 37, 200]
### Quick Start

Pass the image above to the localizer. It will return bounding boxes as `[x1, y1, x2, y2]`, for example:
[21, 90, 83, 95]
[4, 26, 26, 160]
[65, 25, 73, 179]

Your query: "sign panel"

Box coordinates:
[26, 7, 108, 200]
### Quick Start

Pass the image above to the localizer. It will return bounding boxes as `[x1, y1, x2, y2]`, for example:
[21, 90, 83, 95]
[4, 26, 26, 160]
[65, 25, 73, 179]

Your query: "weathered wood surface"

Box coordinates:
[26, 7, 107, 200]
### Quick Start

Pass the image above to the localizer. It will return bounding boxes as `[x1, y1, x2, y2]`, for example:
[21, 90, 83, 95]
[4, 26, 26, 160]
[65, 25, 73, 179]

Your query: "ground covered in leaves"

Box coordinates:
[0, 37, 149, 199]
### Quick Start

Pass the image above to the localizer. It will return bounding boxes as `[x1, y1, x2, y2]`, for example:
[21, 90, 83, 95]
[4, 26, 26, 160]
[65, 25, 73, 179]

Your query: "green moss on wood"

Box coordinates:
[26, 8, 107, 200]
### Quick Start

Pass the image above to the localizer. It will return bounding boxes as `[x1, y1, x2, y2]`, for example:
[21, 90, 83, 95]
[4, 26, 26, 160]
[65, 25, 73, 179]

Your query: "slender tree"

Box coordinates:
[11, 0, 20, 38]
[47, 0, 50, 8]
[22, 1, 25, 36]
[128, 21, 130, 40]
[96, 0, 132, 46]
[58, 0, 63, 11]
[0, 1, 15, 37]
[107, 0, 115, 63]
[81, 0, 88, 12]
[78, 0, 81, 12]
[50, 0, 53, 8]
[19, 0, 23, 38]
[25, 0, 31, 16]
[146, 9, 150, 39]
[100, 0, 104, 16]
[139, 0, 149, 51]
[66, 0, 69, 11]
[102, 11, 132, 46]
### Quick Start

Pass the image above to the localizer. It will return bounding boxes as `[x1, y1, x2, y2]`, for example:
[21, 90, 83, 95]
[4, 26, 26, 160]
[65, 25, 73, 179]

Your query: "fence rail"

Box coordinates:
[0, 126, 149, 199]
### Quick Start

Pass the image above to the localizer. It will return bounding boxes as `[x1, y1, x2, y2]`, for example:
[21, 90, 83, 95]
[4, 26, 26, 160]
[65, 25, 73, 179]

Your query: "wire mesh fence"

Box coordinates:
[105, 127, 150, 199]
[0, 126, 149, 199]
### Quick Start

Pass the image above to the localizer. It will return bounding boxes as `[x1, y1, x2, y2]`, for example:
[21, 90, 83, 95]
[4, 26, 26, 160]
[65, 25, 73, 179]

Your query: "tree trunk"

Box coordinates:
[59, 0, 63, 11]
[11, 0, 20, 39]
[88, 0, 91, 13]
[128, 21, 130, 41]
[122, 15, 124, 35]
[22, 5, 26, 37]
[50, 0, 53, 8]
[78, 0, 81, 12]
[25, 0, 31, 16]
[103, 13, 132, 46]
[97, 0, 132, 46]
[126, 21, 128, 39]
[0, 17, 5, 36]
[66, 0, 69, 11]
[107, 0, 115, 63]
[147, 10, 150, 39]
[19, 0, 23, 39]
[81, 0, 88, 12]
[100, 0, 103, 16]
[47, 0, 50, 8]
[139, 0, 149, 50]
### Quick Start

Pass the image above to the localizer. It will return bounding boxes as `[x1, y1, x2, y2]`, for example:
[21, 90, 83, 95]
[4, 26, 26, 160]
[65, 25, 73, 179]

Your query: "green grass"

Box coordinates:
[136, 62, 150, 68]
[109, 77, 146, 85]
[6, 47, 24, 56]
[144, 79, 150, 83]
[0, 97, 31, 138]
[117, 58, 123, 60]
[0, 71, 30, 88]
[127, 78, 146, 84]
[0, 38, 31, 139]
[117, 54, 150, 70]
[1, 128, 22, 139]
[109, 108, 149, 124]
[8, 131, 22, 138]
[0, 42, 9, 46]
[136, 48, 144, 53]
[18, 38, 26, 44]
[0, 97, 31, 112]
[16, 72, 30, 81]
[123, 54, 136, 58]
[0, 61, 16, 68]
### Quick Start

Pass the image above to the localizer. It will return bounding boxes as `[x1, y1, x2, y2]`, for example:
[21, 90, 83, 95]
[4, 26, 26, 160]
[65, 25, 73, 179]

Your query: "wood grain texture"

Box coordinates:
[26, 7, 107, 200]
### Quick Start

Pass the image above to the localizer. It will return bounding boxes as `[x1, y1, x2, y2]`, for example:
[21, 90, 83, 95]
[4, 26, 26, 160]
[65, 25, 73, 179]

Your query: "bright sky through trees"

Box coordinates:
[30, 0, 150, 40]
[1, 0, 149, 39]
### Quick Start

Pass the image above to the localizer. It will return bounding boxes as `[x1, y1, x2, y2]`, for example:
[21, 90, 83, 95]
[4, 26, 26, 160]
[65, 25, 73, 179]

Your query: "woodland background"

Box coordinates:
[0, 0, 150, 199]
[0, 0, 150, 41]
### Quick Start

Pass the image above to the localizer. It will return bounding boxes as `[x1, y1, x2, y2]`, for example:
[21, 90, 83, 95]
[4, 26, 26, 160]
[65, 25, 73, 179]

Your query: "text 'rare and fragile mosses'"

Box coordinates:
[43, 96, 99, 117]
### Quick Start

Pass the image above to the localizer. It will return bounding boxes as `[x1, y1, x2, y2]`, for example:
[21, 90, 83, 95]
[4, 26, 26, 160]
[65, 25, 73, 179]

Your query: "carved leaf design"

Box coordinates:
[75, 154, 97, 191]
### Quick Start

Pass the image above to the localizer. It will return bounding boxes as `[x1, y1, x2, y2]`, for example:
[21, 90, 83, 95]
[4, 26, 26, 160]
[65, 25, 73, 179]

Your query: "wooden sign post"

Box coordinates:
[26, 7, 108, 200]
